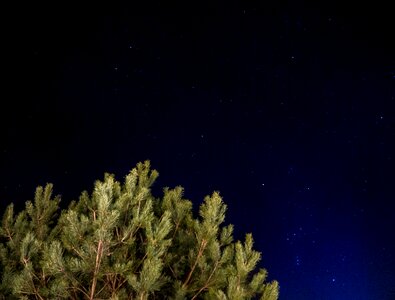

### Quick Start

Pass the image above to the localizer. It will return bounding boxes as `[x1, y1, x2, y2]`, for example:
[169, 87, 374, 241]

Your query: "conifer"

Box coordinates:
[0, 161, 279, 299]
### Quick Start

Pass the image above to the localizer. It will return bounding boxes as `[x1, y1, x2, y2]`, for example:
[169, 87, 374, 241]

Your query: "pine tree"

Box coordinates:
[0, 161, 279, 299]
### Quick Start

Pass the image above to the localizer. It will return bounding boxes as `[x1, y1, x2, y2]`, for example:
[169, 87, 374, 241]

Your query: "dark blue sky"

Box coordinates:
[1, 1, 394, 299]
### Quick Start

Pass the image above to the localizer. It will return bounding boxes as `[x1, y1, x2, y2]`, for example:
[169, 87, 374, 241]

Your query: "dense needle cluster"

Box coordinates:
[0, 161, 278, 299]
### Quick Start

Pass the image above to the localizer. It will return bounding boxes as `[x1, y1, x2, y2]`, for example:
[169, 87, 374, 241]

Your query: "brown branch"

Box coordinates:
[98, 273, 124, 297]
[168, 264, 177, 278]
[191, 259, 220, 300]
[61, 268, 90, 298]
[70, 283, 90, 299]
[5, 228, 13, 242]
[23, 265, 44, 300]
[21, 256, 44, 300]
[115, 226, 120, 241]
[95, 280, 109, 298]
[90, 239, 104, 300]
[71, 246, 84, 258]
[139, 291, 147, 300]
[182, 238, 207, 288]
[33, 288, 45, 300]
[113, 278, 128, 294]
[171, 220, 180, 239]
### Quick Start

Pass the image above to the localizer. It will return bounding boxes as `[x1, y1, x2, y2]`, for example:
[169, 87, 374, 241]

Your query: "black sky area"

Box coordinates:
[1, 1, 394, 299]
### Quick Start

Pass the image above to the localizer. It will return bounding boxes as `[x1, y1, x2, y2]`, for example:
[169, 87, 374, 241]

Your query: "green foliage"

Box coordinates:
[0, 161, 279, 299]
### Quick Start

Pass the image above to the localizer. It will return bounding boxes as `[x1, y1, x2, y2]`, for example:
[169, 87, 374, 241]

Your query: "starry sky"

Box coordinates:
[1, 1, 394, 299]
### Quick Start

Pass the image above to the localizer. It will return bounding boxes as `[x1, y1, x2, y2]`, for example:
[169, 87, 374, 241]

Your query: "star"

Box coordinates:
[295, 256, 301, 266]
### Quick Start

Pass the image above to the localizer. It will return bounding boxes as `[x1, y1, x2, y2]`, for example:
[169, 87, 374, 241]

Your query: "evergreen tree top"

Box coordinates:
[0, 161, 279, 299]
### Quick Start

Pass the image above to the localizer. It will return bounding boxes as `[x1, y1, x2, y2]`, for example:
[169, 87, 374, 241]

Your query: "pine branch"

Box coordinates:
[89, 239, 104, 300]
[191, 259, 220, 300]
[67, 274, 90, 299]
[171, 220, 181, 240]
[4, 227, 13, 242]
[182, 238, 207, 289]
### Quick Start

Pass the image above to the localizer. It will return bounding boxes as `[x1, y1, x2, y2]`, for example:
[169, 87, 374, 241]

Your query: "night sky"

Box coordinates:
[1, 1, 394, 299]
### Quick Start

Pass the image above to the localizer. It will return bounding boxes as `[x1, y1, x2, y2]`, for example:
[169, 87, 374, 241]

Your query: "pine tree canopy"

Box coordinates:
[0, 161, 279, 299]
